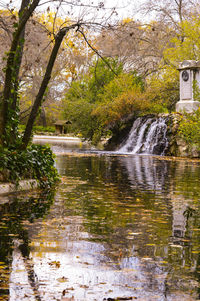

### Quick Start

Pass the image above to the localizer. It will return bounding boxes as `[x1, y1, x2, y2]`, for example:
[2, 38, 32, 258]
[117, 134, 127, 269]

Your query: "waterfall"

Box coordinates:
[117, 116, 168, 155]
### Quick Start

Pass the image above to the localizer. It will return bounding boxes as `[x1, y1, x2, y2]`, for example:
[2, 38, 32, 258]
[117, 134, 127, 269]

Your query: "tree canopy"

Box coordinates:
[1, 0, 200, 149]
[0, 0, 116, 149]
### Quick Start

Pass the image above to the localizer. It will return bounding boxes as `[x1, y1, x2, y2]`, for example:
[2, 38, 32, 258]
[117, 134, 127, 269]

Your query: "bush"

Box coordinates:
[19, 125, 55, 134]
[32, 125, 55, 133]
[19, 124, 55, 133]
[0, 144, 59, 188]
[178, 109, 200, 150]
[62, 67, 146, 144]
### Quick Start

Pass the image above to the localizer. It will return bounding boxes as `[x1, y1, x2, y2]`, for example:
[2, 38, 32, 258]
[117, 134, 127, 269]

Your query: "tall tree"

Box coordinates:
[96, 19, 175, 78]
[0, 0, 115, 149]
[0, 0, 40, 146]
[139, 0, 200, 42]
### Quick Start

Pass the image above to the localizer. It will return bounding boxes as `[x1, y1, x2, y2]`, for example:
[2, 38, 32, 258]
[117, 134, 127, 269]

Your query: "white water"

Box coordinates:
[117, 116, 168, 155]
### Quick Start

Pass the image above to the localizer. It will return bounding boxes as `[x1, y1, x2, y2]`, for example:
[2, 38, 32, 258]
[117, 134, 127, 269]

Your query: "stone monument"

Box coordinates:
[176, 60, 200, 113]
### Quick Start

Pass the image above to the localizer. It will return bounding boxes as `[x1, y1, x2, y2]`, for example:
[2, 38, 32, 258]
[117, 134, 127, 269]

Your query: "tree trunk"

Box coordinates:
[0, 93, 3, 146]
[40, 106, 47, 127]
[21, 25, 78, 149]
[9, 0, 28, 143]
[0, 0, 40, 147]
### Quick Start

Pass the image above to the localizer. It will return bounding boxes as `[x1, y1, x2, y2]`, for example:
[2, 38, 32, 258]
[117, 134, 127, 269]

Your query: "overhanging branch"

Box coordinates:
[77, 27, 118, 76]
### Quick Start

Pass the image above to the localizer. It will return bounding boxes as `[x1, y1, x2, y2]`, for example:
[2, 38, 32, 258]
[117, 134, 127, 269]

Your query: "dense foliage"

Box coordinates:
[62, 58, 170, 144]
[0, 144, 59, 187]
[0, 0, 87, 185]
[61, 12, 200, 146]
[178, 109, 200, 150]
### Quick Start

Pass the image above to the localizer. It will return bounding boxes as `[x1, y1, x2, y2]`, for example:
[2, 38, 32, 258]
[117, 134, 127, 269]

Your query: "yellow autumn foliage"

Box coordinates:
[92, 86, 151, 126]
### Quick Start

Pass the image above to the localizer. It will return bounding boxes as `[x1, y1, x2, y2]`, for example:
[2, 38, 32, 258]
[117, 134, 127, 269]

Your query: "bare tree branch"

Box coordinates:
[77, 27, 118, 76]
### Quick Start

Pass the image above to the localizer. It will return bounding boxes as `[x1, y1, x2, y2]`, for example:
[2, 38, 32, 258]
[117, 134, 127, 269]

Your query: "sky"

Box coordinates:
[0, 0, 146, 22]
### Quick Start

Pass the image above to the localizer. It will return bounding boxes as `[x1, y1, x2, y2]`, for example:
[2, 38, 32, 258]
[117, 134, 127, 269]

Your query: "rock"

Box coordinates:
[106, 112, 200, 158]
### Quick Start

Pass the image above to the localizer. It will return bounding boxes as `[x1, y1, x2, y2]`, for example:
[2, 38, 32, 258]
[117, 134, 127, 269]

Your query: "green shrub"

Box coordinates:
[19, 125, 55, 134]
[32, 125, 55, 133]
[0, 144, 59, 188]
[178, 109, 200, 150]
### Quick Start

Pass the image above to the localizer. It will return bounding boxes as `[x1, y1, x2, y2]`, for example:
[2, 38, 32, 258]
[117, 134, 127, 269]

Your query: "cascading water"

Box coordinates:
[117, 116, 169, 155]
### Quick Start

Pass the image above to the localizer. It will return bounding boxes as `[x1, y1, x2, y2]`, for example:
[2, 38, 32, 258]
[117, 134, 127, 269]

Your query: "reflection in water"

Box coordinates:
[0, 190, 55, 301]
[1, 147, 200, 300]
[117, 155, 169, 191]
[33, 136, 92, 154]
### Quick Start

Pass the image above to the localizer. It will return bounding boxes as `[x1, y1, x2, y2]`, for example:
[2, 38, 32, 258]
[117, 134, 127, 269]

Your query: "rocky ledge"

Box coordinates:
[0, 179, 38, 196]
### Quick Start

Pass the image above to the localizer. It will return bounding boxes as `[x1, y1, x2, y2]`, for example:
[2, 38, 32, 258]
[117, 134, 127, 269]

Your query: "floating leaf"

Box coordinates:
[57, 276, 69, 283]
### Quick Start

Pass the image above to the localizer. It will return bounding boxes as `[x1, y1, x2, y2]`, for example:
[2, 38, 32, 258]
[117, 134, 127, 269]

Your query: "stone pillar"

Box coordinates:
[176, 60, 200, 113]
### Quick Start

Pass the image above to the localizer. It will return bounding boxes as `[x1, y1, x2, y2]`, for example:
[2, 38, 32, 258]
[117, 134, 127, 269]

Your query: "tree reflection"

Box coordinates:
[0, 190, 55, 301]
[56, 154, 200, 298]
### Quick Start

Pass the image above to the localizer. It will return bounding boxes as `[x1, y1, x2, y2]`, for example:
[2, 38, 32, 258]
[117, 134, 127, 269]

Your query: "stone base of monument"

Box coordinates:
[176, 100, 200, 113]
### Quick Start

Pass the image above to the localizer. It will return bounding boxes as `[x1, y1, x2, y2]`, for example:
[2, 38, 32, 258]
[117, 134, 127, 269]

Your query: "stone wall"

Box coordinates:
[165, 113, 200, 158]
[105, 113, 200, 158]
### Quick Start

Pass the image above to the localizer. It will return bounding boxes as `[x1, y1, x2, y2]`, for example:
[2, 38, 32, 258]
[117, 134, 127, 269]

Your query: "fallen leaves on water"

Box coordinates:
[159, 261, 168, 264]
[57, 276, 69, 283]
[169, 244, 183, 248]
[141, 256, 152, 261]
[103, 297, 138, 300]
[61, 295, 75, 301]
[0, 297, 9, 301]
[157, 156, 200, 163]
[60, 176, 87, 185]
[58, 152, 98, 157]
[83, 261, 91, 265]
[63, 287, 75, 291]
[79, 284, 89, 288]
[122, 268, 136, 273]
[49, 260, 61, 268]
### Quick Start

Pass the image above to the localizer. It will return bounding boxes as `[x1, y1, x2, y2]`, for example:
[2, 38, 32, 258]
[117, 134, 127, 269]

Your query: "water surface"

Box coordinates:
[1, 140, 200, 300]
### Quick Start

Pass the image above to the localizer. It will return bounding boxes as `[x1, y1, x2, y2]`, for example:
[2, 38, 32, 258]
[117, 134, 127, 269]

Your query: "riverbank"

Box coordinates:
[33, 135, 82, 142]
[0, 179, 38, 196]
[0, 136, 82, 196]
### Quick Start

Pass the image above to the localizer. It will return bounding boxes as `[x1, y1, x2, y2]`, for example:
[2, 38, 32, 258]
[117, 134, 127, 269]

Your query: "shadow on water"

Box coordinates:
[1, 139, 200, 300]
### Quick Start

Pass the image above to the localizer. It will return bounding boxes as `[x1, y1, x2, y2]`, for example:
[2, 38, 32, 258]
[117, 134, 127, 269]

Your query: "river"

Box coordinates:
[1, 137, 200, 301]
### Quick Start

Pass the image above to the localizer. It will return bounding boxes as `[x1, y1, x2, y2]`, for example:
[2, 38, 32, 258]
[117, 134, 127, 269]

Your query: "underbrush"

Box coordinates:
[0, 144, 59, 188]
[19, 125, 55, 134]
[178, 109, 200, 150]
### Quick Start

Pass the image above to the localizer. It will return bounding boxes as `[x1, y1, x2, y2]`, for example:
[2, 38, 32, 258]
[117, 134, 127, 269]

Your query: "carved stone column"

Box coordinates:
[176, 60, 200, 113]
